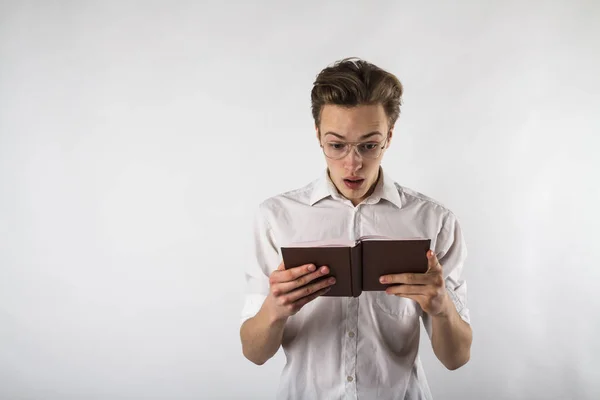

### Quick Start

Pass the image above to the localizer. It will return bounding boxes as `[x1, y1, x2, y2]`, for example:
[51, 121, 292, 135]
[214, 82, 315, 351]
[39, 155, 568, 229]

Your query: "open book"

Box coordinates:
[281, 236, 431, 297]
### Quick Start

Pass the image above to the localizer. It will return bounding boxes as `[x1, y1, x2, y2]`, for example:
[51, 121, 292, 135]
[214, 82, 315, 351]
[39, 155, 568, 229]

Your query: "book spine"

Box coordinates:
[351, 242, 363, 297]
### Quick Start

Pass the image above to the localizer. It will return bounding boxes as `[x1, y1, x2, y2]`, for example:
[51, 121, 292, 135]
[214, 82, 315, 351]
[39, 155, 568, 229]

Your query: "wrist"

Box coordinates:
[432, 293, 456, 320]
[262, 295, 288, 326]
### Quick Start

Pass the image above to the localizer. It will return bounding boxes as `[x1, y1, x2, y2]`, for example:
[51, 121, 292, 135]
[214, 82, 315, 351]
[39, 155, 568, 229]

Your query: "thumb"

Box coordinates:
[427, 250, 442, 272]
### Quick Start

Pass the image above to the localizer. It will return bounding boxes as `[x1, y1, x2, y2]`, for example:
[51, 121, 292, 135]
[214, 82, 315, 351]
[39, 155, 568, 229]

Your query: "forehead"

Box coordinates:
[319, 104, 388, 139]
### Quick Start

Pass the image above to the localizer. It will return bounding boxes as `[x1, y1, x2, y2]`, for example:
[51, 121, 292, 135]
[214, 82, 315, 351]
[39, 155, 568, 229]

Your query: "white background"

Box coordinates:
[1, 1, 599, 399]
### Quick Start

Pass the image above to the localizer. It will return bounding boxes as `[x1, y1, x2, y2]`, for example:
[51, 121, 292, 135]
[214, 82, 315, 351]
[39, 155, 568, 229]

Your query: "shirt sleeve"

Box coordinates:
[240, 204, 281, 327]
[422, 211, 470, 339]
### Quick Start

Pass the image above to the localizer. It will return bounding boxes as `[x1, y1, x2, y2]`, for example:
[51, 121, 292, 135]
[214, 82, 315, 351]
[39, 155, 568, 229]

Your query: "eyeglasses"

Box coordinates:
[320, 137, 388, 160]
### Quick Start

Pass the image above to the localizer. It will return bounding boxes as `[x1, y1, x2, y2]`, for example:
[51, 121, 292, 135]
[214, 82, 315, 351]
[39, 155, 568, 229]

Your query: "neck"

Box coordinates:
[366, 168, 382, 197]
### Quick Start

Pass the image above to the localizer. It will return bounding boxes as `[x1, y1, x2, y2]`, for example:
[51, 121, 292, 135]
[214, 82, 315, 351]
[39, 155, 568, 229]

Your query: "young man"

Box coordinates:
[239, 58, 472, 400]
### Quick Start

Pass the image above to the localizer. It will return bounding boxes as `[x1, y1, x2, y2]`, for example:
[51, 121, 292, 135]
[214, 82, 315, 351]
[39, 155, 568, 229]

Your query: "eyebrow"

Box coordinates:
[323, 131, 384, 140]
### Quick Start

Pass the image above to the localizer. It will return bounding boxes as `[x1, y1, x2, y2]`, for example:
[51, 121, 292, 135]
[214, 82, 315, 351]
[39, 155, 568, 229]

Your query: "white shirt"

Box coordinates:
[241, 168, 470, 400]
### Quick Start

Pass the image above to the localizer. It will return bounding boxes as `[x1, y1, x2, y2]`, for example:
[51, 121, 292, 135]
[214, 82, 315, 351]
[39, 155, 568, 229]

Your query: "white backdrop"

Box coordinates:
[1, 1, 599, 399]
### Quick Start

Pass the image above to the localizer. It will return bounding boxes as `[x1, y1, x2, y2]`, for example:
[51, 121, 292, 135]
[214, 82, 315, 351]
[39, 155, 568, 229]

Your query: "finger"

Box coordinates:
[277, 261, 285, 271]
[272, 266, 330, 296]
[293, 286, 332, 310]
[279, 276, 336, 305]
[379, 272, 430, 285]
[385, 284, 429, 296]
[270, 263, 317, 284]
[393, 293, 425, 304]
[427, 250, 442, 272]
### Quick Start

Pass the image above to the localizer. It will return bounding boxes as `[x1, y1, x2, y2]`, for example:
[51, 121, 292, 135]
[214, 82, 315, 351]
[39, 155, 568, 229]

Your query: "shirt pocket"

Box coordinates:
[374, 292, 420, 317]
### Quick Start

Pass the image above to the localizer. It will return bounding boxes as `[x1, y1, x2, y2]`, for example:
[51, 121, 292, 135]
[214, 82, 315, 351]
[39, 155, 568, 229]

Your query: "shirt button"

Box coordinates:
[347, 376, 354, 382]
[348, 331, 355, 338]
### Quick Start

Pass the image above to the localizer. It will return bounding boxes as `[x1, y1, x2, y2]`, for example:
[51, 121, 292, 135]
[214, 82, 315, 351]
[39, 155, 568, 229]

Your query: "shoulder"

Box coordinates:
[398, 184, 448, 210]
[395, 182, 458, 223]
[393, 183, 465, 249]
[256, 178, 318, 218]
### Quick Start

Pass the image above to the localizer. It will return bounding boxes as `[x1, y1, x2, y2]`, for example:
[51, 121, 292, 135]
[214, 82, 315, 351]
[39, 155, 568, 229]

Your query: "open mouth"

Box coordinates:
[343, 178, 365, 189]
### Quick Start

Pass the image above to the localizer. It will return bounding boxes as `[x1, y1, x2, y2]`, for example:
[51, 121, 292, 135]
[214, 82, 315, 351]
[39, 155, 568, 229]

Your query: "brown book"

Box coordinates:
[281, 236, 431, 297]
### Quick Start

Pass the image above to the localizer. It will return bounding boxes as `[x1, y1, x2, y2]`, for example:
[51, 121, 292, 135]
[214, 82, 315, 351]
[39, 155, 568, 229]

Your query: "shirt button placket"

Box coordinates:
[345, 296, 358, 399]
[344, 205, 359, 399]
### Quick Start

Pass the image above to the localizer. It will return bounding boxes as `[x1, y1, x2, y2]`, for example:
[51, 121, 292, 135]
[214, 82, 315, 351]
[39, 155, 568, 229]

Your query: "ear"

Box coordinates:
[386, 127, 394, 148]
[315, 125, 320, 142]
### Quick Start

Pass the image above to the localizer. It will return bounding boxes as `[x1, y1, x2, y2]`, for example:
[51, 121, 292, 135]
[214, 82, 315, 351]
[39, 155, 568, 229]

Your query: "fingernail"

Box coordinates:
[308, 264, 316, 271]
[321, 266, 328, 274]
[329, 278, 336, 284]
[380, 276, 386, 283]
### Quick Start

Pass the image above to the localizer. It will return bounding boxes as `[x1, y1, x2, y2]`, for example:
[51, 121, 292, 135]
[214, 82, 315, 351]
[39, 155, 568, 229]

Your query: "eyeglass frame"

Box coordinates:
[319, 132, 390, 160]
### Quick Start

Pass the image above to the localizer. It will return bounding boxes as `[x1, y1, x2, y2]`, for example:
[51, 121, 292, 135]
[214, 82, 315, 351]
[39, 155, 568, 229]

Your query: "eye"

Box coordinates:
[361, 143, 379, 151]
[328, 142, 347, 150]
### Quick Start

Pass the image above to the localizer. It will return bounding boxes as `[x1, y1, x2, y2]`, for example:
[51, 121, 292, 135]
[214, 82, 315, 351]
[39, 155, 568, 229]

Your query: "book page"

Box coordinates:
[283, 238, 357, 248]
[358, 235, 428, 241]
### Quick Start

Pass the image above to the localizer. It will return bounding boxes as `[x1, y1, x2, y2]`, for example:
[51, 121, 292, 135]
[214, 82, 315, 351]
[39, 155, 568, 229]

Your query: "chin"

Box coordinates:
[343, 187, 367, 198]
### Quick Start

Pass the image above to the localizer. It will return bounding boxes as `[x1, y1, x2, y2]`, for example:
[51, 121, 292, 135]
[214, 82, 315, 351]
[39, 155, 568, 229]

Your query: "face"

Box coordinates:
[317, 104, 393, 206]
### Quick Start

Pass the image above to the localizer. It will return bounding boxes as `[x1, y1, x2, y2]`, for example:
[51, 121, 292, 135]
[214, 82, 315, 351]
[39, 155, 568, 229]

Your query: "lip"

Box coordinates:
[343, 177, 365, 190]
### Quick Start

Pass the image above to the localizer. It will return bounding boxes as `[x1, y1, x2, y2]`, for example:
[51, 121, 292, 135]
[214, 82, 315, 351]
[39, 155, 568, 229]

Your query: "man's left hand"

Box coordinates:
[379, 250, 451, 317]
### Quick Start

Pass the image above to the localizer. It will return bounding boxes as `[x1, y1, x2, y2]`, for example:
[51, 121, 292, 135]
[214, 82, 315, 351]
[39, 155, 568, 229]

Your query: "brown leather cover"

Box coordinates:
[281, 238, 430, 297]
[361, 239, 431, 291]
[280, 246, 355, 296]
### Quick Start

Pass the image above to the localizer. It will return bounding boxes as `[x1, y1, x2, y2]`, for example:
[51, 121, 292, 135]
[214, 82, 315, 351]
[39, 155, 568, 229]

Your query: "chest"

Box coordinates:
[272, 199, 440, 250]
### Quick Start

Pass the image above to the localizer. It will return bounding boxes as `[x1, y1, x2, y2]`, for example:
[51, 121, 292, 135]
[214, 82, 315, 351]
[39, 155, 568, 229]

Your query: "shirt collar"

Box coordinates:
[309, 169, 339, 205]
[309, 167, 402, 209]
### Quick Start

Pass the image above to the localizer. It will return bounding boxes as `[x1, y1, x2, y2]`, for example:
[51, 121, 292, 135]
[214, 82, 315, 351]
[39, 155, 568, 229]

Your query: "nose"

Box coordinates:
[343, 145, 362, 172]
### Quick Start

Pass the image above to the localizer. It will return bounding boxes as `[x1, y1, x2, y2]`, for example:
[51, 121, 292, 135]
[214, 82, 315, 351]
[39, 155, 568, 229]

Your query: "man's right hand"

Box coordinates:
[264, 261, 336, 323]
[240, 262, 335, 365]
